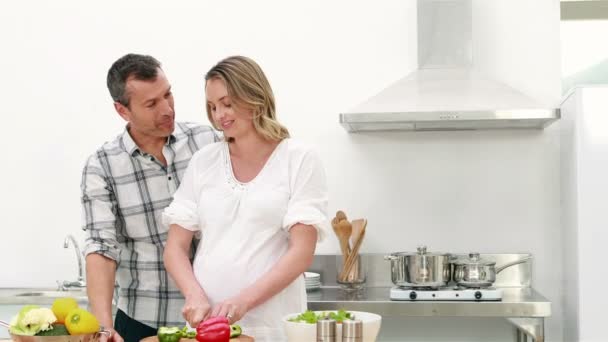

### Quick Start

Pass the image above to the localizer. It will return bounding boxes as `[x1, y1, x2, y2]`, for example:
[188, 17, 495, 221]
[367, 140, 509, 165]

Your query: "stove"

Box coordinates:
[390, 286, 503, 301]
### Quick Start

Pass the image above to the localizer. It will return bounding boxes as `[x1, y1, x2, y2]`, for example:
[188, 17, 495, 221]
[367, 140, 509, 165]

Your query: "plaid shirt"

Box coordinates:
[81, 122, 218, 328]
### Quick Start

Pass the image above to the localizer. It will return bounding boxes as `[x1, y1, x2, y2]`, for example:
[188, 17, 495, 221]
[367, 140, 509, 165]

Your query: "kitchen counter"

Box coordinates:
[0, 285, 549, 341]
[0, 286, 551, 316]
[307, 254, 550, 341]
[0, 288, 88, 305]
[307, 286, 551, 318]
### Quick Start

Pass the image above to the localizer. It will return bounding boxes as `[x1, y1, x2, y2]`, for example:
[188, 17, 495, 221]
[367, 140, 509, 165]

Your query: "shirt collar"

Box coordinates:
[120, 124, 178, 156]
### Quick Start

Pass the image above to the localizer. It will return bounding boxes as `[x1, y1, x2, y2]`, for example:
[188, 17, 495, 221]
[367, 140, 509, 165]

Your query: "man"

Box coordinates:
[81, 54, 217, 342]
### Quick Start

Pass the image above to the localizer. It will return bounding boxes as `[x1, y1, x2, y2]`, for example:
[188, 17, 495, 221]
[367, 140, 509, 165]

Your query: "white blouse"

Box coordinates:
[162, 139, 328, 341]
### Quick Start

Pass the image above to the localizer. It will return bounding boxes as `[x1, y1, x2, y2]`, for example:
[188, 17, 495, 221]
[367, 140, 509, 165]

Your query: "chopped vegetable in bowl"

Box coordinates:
[287, 309, 353, 324]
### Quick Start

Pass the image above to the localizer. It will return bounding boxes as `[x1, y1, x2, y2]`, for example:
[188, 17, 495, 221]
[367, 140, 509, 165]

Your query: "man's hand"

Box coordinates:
[100, 327, 124, 342]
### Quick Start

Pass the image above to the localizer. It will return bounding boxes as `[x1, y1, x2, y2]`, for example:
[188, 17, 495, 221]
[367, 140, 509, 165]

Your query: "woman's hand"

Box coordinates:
[182, 295, 212, 328]
[165, 225, 212, 327]
[209, 295, 250, 324]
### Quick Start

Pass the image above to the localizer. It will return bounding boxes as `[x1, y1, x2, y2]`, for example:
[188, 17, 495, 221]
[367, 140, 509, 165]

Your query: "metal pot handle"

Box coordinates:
[384, 255, 398, 261]
[496, 256, 532, 274]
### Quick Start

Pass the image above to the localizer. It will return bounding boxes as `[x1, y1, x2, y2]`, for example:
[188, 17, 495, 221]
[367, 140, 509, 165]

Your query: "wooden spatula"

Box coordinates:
[340, 219, 367, 281]
[348, 218, 366, 280]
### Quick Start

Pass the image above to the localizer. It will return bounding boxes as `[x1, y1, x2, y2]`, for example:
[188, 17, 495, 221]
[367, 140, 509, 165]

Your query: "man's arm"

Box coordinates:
[80, 154, 122, 341]
[86, 253, 117, 329]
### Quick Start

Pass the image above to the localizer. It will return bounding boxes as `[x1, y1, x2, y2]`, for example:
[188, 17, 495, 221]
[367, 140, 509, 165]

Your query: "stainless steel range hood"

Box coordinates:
[340, 0, 560, 132]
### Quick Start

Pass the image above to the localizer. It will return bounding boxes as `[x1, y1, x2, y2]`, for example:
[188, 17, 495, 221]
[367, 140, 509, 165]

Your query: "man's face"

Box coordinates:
[116, 68, 175, 138]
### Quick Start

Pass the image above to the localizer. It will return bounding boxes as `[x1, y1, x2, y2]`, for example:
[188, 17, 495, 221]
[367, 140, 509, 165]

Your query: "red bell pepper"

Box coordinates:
[195, 317, 231, 342]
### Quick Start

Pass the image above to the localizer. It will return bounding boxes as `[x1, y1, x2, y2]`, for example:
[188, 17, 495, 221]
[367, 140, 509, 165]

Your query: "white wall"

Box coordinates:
[473, 0, 562, 106]
[0, 1, 563, 341]
[561, 87, 608, 342]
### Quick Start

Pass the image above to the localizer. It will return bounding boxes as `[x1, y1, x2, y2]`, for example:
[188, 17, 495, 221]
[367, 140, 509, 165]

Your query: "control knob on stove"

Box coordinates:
[409, 291, 417, 300]
[474, 291, 482, 300]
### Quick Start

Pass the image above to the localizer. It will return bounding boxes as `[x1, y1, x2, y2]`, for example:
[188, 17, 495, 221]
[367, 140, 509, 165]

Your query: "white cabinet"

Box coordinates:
[0, 305, 22, 338]
[560, 86, 608, 342]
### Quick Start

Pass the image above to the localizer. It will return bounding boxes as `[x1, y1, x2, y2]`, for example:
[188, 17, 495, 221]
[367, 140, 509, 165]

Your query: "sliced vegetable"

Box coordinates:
[287, 310, 319, 324]
[181, 325, 197, 339]
[196, 317, 230, 342]
[288, 309, 354, 324]
[229, 324, 242, 338]
[158, 326, 183, 342]
[328, 309, 353, 323]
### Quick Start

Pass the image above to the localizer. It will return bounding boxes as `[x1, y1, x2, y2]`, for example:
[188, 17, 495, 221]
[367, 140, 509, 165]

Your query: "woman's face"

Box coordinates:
[206, 78, 255, 140]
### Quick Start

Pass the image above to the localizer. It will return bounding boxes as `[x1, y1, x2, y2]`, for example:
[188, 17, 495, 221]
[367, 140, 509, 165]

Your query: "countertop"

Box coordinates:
[307, 286, 551, 318]
[0, 286, 550, 341]
[1, 286, 551, 318]
[0, 288, 88, 305]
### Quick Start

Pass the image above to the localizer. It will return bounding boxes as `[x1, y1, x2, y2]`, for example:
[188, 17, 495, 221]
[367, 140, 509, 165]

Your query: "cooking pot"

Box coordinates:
[0, 320, 110, 342]
[384, 246, 451, 288]
[451, 253, 532, 288]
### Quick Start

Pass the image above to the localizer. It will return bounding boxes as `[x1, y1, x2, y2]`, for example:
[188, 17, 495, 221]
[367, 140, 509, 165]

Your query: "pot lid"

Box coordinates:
[391, 245, 449, 257]
[452, 252, 496, 266]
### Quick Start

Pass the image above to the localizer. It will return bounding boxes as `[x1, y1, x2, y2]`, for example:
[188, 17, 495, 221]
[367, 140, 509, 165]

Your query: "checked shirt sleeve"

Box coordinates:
[162, 152, 201, 232]
[81, 154, 121, 261]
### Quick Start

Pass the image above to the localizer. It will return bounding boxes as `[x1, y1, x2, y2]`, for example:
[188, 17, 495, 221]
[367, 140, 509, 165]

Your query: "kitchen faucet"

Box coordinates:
[59, 234, 86, 290]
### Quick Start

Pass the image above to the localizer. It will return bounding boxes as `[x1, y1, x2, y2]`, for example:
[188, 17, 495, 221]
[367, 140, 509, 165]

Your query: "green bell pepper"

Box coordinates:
[158, 326, 183, 342]
[181, 326, 197, 339]
[229, 325, 242, 338]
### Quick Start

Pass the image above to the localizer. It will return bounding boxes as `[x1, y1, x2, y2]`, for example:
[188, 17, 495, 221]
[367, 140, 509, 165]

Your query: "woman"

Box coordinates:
[162, 56, 328, 341]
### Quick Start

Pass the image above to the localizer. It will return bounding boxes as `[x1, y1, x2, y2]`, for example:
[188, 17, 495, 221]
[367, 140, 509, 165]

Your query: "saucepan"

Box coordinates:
[0, 320, 110, 342]
[384, 246, 451, 288]
[451, 253, 532, 288]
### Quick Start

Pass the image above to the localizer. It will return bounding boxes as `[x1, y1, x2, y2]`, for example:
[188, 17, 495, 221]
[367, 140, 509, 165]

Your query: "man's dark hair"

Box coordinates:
[107, 54, 161, 107]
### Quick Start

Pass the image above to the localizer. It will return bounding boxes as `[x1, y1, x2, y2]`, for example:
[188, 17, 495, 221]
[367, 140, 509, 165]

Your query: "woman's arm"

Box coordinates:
[210, 224, 317, 322]
[164, 224, 211, 327]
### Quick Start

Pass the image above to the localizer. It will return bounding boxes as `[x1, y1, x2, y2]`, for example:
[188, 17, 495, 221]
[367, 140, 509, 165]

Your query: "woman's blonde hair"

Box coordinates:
[205, 56, 290, 142]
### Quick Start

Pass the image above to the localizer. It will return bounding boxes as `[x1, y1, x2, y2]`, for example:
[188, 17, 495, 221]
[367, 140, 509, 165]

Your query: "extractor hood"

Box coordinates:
[340, 0, 560, 132]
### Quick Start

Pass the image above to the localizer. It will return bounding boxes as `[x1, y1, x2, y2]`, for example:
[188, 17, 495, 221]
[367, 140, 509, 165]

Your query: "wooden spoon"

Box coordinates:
[331, 216, 340, 230]
[336, 210, 348, 222]
[336, 219, 352, 261]
[331, 215, 348, 257]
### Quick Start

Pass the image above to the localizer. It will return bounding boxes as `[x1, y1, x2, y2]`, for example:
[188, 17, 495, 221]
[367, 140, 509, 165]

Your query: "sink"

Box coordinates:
[0, 289, 89, 305]
[15, 291, 86, 298]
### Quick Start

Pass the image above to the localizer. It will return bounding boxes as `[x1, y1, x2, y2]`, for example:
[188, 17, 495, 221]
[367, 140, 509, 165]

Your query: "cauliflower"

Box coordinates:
[9, 306, 57, 336]
[22, 308, 57, 332]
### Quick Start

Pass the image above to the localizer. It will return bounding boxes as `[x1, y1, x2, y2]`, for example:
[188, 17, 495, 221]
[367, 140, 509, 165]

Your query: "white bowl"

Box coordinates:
[304, 272, 320, 279]
[282, 310, 381, 342]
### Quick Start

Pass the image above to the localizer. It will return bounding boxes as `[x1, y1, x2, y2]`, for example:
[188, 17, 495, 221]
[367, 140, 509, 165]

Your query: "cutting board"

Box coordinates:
[141, 335, 253, 342]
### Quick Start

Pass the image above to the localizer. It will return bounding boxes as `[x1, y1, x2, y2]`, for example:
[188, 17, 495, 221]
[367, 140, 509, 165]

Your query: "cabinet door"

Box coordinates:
[0, 305, 22, 338]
